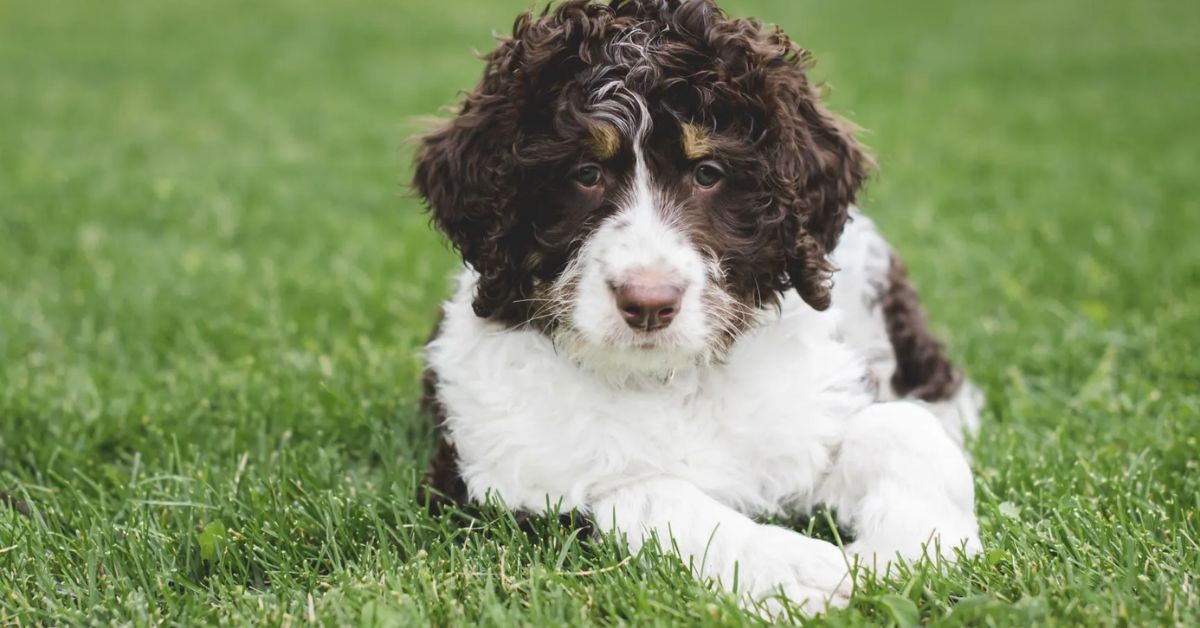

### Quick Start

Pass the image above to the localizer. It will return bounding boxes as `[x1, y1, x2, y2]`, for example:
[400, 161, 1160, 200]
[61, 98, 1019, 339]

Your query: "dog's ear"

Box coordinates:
[692, 12, 872, 311]
[413, 4, 619, 320]
[771, 61, 873, 310]
[412, 30, 524, 320]
[675, 4, 872, 310]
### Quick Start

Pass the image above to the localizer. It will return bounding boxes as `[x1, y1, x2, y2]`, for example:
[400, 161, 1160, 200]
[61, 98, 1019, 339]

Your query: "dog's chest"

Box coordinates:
[429, 295, 871, 515]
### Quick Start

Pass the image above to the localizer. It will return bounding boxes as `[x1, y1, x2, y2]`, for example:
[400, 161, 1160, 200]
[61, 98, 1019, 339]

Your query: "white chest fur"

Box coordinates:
[427, 272, 873, 517]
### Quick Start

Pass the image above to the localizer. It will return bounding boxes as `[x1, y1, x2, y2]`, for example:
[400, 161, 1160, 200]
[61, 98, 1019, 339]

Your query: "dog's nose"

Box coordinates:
[615, 279, 682, 331]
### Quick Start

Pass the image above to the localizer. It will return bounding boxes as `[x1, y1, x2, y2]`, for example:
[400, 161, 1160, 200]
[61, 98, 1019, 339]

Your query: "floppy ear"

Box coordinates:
[763, 39, 873, 310]
[413, 4, 617, 321]
[681, 4, 872, 311]
[412, 33, 525, 320]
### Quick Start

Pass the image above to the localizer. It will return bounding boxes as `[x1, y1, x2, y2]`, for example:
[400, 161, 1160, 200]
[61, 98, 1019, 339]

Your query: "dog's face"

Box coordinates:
[415, 0, 870, 375]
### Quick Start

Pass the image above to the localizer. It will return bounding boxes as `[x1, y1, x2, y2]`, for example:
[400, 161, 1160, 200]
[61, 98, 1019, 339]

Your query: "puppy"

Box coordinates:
[414, 0, 982, 613]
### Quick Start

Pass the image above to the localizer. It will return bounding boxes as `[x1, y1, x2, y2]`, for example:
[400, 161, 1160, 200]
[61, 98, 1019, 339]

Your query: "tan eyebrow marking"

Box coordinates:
[586, 124, 620, 160]
[681, 123, 714, 160]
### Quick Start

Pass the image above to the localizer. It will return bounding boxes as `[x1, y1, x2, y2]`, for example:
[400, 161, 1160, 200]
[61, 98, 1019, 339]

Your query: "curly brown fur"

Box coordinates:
[412, 0, 872, 327]
[881, 254, 963, 401]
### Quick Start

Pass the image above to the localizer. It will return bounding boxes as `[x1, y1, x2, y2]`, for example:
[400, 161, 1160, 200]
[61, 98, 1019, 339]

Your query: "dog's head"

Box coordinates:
[414, 0, 871, 375]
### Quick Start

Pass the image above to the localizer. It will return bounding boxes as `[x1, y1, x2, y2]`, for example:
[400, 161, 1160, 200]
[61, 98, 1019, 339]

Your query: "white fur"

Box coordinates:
[831, 211, 983, 443]
[429, 113, 979, 611]
[830, 211, 898, 396]
[550, 127, 719, 376]
[429, 270, 981, 614]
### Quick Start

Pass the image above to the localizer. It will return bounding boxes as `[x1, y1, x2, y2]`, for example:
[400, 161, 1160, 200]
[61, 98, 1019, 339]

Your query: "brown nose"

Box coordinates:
[615, 281, 683, 331]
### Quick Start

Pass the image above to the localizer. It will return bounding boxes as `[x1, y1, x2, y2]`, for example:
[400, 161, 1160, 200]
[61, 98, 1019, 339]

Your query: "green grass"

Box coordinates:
[2, 0, 1198, 624]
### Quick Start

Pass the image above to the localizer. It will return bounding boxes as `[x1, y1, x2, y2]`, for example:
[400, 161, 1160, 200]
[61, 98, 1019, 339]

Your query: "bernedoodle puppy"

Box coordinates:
[413, 0, 984, 614]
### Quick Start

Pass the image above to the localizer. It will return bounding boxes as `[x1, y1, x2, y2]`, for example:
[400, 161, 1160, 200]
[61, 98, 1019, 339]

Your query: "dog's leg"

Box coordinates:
[591, 477, 852, 614]
[816, 402, 981, 571]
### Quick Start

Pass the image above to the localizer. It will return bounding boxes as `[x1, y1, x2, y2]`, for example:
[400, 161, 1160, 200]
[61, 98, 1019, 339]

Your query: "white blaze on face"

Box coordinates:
[561, 110, 714, 375]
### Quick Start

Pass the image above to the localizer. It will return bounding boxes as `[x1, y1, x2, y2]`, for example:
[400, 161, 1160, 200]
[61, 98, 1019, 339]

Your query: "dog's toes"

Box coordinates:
[735, 526, 853, 616]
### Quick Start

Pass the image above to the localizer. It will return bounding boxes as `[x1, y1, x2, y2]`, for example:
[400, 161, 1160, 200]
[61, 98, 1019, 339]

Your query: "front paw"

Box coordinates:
[732, 526, 853, 615]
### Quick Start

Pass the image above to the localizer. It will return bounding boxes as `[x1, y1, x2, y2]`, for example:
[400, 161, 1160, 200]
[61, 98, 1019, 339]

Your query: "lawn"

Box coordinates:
[1, 0, 1198, 624]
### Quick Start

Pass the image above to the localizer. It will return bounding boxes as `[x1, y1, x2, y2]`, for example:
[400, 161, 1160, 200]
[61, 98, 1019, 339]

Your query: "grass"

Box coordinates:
[1, 0, 1198, 624]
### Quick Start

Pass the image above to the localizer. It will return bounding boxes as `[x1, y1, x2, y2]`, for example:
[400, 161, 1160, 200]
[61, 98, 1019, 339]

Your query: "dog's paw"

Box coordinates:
[732, 526, 853, 616]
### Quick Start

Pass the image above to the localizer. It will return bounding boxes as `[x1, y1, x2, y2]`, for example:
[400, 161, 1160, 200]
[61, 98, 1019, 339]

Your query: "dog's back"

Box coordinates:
[831, 210, 983, 442]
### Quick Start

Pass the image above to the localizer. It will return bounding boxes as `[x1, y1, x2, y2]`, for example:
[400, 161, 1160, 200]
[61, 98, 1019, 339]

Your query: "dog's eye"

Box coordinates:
[693, 162, 724, 188]
[574, 164, 604, 188]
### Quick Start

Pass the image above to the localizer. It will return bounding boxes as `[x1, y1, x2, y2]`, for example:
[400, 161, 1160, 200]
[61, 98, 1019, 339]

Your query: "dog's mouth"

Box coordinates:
[629, 329, 675, 351]
[597, 322, 685, 351]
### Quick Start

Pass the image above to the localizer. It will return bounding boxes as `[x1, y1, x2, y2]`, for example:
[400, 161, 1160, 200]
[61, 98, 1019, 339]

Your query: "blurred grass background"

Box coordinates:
[1, 0, 1198, 624]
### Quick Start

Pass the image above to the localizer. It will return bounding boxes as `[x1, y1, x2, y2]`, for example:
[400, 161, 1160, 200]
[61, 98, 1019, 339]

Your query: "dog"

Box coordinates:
[413, 0, 983, 614]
